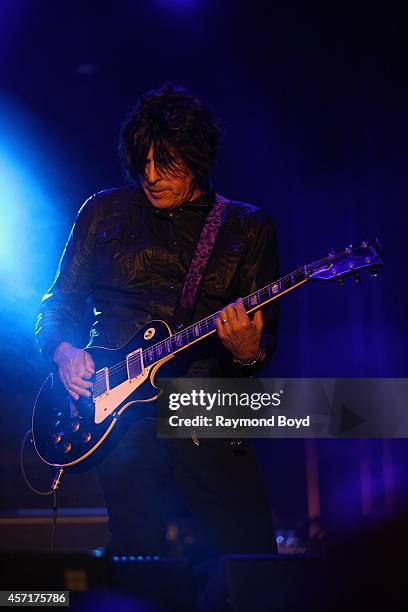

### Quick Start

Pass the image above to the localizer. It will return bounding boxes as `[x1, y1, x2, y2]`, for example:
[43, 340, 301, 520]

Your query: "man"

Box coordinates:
[36, 83, 279, 557]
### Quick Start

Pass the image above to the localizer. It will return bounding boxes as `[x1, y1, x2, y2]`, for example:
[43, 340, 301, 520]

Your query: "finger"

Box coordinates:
[69, 376, 93, 390]
[217, 309, 232, 335]
[64, 367, 91, 388]
[223, 304, 239, 334]
[224, 303, 238, 323]
[70, 357, 93, 380]
[84, 351, 95, 373]
[253, 310, 264, 333]
[82, 354, 95, 380]
[235, 298, 251, 328]
[215, 316, 226, 339]
[59, 369, 79, 400]
[218, 309, 227, 322]
[67, 381, 91, 398]
[83, 367, 95, 379]
[234, 297, 246, 313]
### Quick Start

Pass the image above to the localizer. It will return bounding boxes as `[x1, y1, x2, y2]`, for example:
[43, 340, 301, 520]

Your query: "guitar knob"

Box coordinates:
[63, 442, 72, 453]
[53, 433, 62, 444]
[71, 421, 80, 432]
[82, 432, 92, 443]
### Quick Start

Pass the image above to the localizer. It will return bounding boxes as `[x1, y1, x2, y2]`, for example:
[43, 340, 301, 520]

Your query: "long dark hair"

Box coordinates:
[118, 83, 220, 193]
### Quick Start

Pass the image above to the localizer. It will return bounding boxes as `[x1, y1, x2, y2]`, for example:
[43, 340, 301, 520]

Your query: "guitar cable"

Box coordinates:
[20, 429, 64, 552]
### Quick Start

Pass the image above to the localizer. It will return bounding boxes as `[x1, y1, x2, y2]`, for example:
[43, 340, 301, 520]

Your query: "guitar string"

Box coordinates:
[141, 242, 377, 364]
[102, 244, 373, 382]
[103, 259, 369, 386]
[102, 263, 316, 380]
[99, 244, 375, 381]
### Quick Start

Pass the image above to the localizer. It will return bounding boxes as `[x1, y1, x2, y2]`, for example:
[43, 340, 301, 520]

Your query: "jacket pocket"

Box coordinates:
[95, 222, 124, 242]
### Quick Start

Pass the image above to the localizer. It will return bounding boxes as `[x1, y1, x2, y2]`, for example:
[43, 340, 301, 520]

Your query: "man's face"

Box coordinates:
[141, 145, 198, 209]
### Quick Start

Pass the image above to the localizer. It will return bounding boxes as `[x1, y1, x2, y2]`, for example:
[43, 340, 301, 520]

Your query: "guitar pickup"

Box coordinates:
[126, 348, 144, 380]
[93, 367, 109, 400]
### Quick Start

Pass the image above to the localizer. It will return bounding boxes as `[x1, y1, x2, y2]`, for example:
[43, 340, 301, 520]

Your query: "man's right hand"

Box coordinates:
[53, 342, 95, 401]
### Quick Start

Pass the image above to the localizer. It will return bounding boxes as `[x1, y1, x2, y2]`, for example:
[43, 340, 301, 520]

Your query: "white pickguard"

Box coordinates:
[93, 367, 151, 424]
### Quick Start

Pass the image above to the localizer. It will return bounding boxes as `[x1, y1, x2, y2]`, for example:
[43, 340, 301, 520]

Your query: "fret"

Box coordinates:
[261, 287, 269, 300]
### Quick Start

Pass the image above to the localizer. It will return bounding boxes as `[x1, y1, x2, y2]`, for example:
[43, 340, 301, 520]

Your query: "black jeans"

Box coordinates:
[97, 416, 276, 556]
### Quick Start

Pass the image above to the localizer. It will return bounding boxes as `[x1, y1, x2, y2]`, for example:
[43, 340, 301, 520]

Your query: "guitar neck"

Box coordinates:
[141, 258, 327, 367]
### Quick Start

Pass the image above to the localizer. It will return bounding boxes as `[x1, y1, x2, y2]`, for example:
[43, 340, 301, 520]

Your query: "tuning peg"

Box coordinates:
[354, 272, 361, 283]
[370, 266, 379, 278]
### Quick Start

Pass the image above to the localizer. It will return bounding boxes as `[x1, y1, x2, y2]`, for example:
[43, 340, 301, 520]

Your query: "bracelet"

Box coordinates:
[232, 348, 266, 367]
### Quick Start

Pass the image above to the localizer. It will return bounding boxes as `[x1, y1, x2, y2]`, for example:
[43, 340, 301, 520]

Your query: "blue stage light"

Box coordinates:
[0, 96, 67, 332]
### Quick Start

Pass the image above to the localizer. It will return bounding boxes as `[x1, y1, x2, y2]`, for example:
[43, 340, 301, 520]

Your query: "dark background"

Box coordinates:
[0, 0, 407, 548]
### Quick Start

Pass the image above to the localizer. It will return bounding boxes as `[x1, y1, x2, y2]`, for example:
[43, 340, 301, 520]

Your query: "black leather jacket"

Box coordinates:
[35, 186, 279, 376]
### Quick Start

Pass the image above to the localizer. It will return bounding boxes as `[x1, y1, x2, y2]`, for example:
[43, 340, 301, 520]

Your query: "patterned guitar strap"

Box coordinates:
[172, 193, 230, 445]
[173, 192, 230, 326]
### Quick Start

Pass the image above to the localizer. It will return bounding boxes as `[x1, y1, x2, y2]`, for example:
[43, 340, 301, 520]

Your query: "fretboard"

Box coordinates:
[141, 257, 328, 368]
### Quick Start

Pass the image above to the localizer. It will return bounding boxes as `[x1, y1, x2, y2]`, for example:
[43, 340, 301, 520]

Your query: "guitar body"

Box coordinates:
[32, 320, 173, 470]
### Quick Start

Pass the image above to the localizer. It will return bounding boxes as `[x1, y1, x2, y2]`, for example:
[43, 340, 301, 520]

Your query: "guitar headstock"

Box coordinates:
[308, 238, 383, 282]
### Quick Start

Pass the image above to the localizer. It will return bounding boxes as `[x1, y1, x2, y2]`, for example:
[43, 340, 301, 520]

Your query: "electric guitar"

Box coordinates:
[32, 238, 383, 469]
